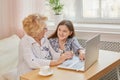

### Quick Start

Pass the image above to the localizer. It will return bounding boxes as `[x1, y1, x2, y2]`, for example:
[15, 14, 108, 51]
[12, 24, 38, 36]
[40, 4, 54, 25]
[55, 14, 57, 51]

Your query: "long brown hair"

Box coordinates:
[48, 20, 75, 39]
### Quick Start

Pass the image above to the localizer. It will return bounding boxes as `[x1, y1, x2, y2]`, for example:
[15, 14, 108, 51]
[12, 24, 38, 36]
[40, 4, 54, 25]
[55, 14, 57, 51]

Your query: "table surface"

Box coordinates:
[20, 50, 120, 80]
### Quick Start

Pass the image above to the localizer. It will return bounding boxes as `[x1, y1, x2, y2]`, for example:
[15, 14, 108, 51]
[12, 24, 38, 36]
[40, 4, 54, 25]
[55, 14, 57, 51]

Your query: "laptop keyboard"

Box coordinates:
[71, 61, 84, 70]
[61, 59, 75, 67]
[58, 56, 85, 70]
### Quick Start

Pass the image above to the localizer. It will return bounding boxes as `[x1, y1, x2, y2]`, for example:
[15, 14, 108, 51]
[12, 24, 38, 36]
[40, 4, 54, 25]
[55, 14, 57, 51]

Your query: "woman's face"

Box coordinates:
[57, 25, 72, 41]
[38, 27, 47, 39]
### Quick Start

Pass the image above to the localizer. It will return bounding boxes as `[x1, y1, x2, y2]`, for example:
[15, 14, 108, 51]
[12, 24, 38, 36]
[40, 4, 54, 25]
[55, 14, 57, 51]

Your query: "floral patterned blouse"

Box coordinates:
[49, 37, 83, 55]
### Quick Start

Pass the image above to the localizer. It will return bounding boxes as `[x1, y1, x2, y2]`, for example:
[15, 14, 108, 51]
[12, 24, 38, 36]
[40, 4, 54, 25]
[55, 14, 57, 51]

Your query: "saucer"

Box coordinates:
[38, 70, 53, 76]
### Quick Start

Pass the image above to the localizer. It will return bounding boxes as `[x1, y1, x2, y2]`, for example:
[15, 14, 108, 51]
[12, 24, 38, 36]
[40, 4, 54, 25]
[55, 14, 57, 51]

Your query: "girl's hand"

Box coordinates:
[79, 50, 85, 61]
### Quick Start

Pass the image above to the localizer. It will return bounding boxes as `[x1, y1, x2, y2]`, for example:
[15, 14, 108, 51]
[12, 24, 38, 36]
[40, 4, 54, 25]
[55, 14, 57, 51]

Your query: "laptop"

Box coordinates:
[57, 34, 100, 72]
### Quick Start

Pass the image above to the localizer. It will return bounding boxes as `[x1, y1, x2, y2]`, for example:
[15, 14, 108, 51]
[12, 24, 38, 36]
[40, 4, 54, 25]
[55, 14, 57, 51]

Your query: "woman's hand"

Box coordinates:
[57, 51, 73, 64]
[50, 53, 70, 66]
[64, 51, 74, 59]
[57, 54, 68, 64]
[79, 50, 85, 61]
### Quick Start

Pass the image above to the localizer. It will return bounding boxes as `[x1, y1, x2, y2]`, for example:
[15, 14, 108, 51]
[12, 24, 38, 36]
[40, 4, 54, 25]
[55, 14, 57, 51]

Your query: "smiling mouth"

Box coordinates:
[59, 35, 64, 37]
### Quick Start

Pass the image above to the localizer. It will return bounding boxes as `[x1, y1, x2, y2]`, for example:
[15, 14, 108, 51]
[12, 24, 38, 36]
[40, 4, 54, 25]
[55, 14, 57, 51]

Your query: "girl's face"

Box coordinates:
[57, 25, 72, 41]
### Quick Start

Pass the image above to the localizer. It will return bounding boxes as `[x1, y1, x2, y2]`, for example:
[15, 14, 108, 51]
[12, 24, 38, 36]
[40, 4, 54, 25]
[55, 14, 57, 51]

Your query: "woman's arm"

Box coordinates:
[21, 43, 68, 67]
[19, 39, 51, 69]
[50, 54, 69, 66]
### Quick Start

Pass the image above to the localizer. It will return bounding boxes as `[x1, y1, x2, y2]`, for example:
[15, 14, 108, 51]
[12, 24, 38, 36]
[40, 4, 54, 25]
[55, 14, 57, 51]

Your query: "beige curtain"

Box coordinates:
[0, 0, 46, 39]
[0, 0, 18, 39]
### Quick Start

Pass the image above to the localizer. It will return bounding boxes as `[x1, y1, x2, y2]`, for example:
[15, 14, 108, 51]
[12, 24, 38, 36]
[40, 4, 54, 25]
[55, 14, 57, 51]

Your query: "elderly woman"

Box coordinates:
[17, 14, 72, 79]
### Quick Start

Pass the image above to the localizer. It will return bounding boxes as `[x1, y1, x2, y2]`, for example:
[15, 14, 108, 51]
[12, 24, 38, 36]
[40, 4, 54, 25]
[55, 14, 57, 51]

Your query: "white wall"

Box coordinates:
[75, 32, 120, 42]
[46, 23, 120, 42]
[0, 0, 120, 42]
[47, 30, 120, 42]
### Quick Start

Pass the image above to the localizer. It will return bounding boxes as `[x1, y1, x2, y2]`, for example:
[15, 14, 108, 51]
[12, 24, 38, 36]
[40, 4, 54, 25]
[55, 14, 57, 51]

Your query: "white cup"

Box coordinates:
[40, 66, 51, 74]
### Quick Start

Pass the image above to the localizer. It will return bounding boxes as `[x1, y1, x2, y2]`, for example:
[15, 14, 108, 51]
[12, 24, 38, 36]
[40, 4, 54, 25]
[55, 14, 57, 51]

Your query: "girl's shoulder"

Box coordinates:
[67, 37, 77, 41]
[49, 38, 58, 42]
